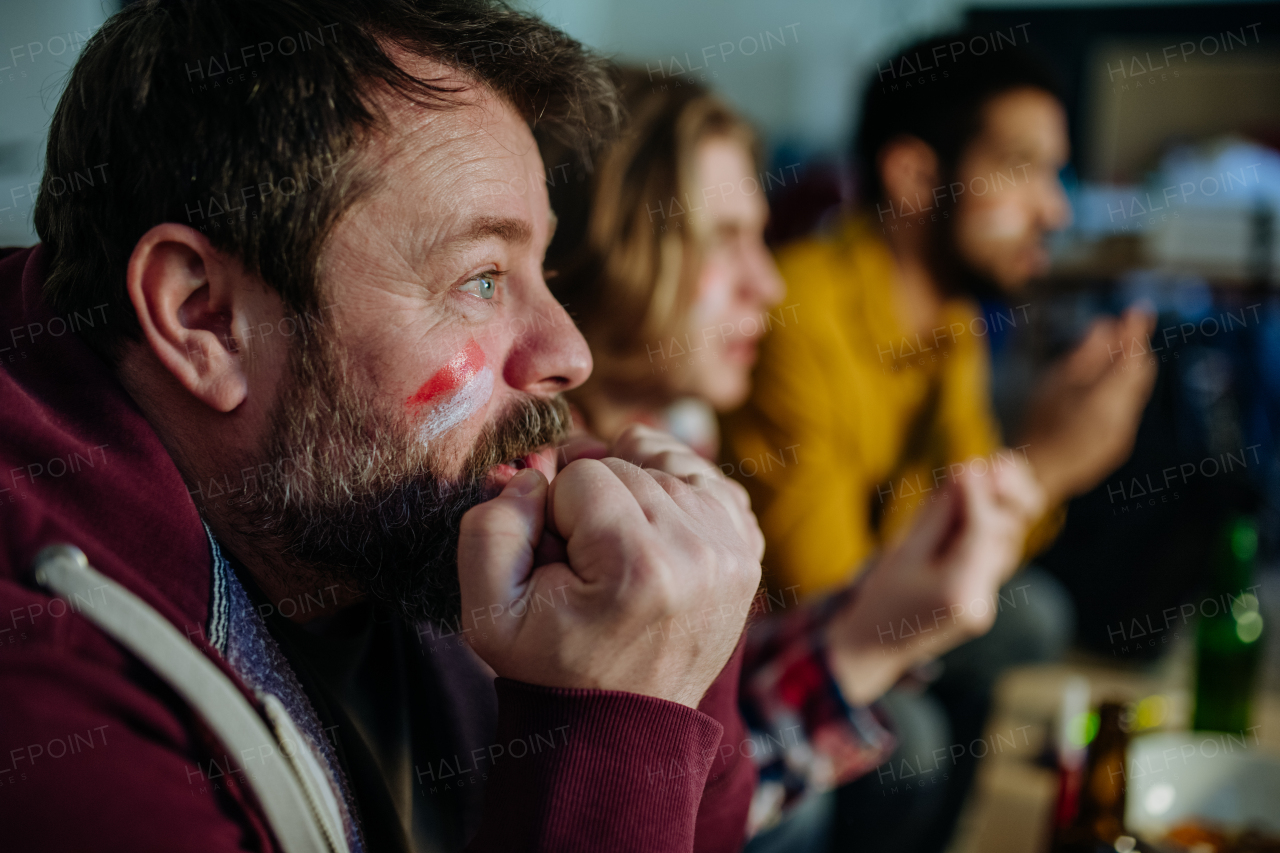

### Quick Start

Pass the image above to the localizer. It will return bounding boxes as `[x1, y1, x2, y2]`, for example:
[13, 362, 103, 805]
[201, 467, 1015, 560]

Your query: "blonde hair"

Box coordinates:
[546, 67, 759, 412]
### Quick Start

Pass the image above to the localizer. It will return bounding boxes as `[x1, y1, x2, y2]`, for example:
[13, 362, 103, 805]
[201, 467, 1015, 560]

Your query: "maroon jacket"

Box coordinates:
[0, 245, 755, 852]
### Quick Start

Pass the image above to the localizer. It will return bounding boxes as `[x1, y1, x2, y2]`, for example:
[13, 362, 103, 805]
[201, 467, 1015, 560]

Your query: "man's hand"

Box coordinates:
[1019, 307, 1157, 505]
[824, 454, 1044, 705]
[606, 425, 765, 562]
[458, 425, 763, 708]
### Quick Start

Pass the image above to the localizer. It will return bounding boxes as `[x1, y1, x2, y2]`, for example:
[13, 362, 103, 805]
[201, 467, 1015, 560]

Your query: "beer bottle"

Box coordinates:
[1193, 514, 1264, 733]
[1051, 702, 1136, 852]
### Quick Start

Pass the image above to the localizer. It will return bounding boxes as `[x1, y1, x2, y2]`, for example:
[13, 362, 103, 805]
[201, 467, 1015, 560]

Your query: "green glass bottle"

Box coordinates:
[1193, 514, 1264, 733]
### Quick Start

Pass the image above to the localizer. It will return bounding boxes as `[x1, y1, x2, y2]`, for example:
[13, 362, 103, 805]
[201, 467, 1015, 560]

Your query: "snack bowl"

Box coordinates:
[1124, 731, 1280, 845]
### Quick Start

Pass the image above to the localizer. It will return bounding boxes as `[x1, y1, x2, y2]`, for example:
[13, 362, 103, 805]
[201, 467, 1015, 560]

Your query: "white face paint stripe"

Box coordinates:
[417, 366, 494, 445]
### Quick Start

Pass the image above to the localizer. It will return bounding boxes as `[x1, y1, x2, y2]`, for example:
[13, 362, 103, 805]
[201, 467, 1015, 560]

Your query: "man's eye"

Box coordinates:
[460, 272, 498, 300]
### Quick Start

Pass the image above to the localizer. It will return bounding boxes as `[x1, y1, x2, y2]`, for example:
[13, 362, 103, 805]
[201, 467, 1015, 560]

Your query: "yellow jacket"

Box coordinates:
[721, 216, 1057, 598]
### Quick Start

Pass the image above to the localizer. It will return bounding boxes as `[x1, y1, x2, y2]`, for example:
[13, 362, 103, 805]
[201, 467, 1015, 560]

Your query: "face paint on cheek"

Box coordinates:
[406, 341, 495, 444]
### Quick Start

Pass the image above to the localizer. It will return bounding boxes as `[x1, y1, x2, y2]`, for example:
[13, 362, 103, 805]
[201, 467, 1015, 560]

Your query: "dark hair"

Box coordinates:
[34, 0, 618, 356]
[854, 31, 1062, 207]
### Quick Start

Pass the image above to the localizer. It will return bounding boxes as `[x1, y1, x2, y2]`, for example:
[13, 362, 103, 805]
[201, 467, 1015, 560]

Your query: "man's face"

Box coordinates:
[224, 69, 591, 622]
[949, 87, 1071, 292]
[319, 75, 590, 485]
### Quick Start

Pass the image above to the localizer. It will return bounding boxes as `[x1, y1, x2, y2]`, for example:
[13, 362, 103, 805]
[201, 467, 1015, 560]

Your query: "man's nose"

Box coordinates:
[1041, 175, 1073, 232]
[501, 289, 592, 396]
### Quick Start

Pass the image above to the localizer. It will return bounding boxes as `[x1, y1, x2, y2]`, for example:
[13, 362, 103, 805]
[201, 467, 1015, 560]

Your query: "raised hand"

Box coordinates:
[1019, 307, 1158, 505]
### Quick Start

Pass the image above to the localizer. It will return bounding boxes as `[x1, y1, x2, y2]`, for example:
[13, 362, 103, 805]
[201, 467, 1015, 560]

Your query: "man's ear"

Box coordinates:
[877, 135, 941, 208]
[126, 223, 251, 413]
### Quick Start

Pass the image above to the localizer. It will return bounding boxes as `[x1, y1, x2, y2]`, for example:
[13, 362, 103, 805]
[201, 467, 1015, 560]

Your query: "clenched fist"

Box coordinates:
[458, 425, 763, 708]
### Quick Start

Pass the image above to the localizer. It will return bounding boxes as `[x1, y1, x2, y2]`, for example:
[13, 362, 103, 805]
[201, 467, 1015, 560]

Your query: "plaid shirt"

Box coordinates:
[738, 583, 896, 837]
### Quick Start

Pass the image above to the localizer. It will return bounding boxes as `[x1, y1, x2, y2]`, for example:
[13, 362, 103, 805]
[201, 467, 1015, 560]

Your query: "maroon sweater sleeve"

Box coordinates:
[467, 640, 755, 853]
[694, 636, 755, 853]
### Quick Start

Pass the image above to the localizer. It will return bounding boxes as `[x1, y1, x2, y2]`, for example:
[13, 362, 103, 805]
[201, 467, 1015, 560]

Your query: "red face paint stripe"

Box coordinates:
[406, 341, 486, 412]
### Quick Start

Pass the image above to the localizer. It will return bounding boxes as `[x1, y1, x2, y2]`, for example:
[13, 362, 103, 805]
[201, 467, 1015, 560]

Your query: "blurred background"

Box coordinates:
[2, 0, 1278, 848]
[531, 0, 1280, 683]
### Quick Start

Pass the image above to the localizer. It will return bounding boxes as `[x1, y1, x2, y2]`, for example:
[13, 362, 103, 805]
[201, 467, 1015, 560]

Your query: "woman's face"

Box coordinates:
[670, 136, 784, 411]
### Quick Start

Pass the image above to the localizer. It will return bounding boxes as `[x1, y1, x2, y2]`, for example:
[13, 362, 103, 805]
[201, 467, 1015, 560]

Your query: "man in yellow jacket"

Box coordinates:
[723, 46, 1155, 599]
[722, 35, 1156, 853]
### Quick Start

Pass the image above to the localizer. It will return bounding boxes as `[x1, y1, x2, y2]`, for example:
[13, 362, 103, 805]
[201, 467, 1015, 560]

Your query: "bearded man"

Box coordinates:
[0, 1, 768, 849]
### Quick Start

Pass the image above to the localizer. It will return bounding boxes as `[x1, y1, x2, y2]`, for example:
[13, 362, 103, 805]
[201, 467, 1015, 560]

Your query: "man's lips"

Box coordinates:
[485, 446, 559, 492]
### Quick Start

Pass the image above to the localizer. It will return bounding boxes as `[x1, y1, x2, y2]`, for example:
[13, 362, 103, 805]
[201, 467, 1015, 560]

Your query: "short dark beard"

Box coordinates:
[920, 191, 1004, 303]
[219, 317, 570, 625]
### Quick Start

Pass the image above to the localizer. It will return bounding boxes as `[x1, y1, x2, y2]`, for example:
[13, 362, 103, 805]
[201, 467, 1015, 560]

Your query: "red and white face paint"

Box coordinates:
[405, 340, 495, 445]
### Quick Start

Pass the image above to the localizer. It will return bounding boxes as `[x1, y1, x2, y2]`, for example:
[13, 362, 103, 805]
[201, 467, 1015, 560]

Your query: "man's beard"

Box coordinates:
[220, 320, 570, 625]
[926, 191, 1005, 303]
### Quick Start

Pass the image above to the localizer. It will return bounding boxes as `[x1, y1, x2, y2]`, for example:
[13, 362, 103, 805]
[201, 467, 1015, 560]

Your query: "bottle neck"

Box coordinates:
[1209, 514, 1257, 599]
